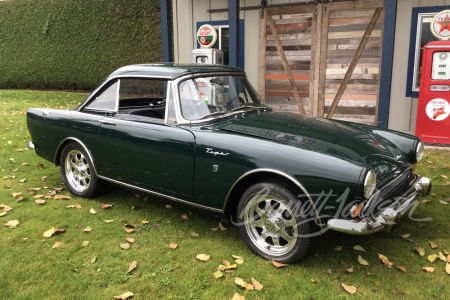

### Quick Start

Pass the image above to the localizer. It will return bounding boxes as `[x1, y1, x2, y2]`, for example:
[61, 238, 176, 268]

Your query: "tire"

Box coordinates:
[236, 182, 311, 264]
[60, 142, 102, 198]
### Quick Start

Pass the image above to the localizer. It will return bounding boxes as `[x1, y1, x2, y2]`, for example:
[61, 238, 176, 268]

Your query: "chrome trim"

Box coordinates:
[101, 120, 116, 126]
[426, 45, 450, 48]
[363, 167, 413, 213]
[223, 168, 323, 227]
[327, 176, 432, 235]
[27, 141, 35, 150]
[54, 137, 98, 176]
[77, 75, 173, 111]
[97, 175, 223, 213]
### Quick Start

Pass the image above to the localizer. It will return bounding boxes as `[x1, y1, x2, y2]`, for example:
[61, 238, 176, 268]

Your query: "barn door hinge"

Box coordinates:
[260, 0, 267, 19]
[315, 0, 330, 15]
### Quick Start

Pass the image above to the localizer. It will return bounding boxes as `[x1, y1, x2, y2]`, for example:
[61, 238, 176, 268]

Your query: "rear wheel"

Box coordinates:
[237, 182, 311, 264]
[60, 142, 101, 198]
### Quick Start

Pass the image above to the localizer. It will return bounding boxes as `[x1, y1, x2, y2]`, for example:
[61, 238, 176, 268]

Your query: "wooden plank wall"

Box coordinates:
[325, 7, 384, 125]
[265, 12, 313, 113]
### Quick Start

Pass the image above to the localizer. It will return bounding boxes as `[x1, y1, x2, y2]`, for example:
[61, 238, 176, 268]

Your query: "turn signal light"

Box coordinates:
[350, 203, 364, 218]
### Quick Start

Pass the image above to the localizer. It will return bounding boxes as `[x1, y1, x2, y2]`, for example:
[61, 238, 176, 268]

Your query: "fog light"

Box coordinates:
[350, 203, 364, 218]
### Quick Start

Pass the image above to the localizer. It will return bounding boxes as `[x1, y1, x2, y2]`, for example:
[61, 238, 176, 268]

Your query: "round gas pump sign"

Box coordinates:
[431, 10, 450, 40]
[425, 98, 450, 121]
[197, 24, 217, 47]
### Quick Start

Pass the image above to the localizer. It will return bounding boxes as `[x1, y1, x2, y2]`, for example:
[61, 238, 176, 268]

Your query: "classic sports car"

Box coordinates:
[27, 64, 431, 264]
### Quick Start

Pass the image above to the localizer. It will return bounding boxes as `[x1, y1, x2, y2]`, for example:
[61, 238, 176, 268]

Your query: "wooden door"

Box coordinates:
[259, 0, 385, 125]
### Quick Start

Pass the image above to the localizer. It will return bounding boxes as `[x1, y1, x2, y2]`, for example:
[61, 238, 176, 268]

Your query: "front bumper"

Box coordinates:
[327, 175, 432, 235]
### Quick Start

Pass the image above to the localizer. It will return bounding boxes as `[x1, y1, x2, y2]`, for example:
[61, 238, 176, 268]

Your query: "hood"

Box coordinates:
[218, 111, 410, 183]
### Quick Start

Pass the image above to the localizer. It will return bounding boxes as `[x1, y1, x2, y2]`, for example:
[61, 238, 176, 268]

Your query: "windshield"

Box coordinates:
[178, 75, 265, 121]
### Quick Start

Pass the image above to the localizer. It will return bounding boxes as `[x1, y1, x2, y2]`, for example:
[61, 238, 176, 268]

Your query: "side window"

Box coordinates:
[118, 78, 168, 120]
[85, 80, 119, 111]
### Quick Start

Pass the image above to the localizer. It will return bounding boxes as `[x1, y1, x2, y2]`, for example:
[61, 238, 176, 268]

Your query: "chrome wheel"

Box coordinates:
[64, 150, 91, 192]
[244, 193, 298, 257]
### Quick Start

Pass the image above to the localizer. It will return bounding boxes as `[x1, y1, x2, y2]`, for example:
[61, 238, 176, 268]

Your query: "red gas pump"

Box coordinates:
[416, 11, 450, 145]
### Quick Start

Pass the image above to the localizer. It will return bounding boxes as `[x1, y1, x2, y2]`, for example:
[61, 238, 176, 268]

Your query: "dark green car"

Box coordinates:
[27, 63, 431, 264]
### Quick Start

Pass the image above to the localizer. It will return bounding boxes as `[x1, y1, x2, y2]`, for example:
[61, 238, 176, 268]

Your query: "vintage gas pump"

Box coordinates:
[192, 24, 223, 65]
[416, 10, 450, 144]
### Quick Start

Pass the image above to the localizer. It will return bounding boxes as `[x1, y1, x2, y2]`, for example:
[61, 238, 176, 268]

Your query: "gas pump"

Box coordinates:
[415, 10, 450, 145]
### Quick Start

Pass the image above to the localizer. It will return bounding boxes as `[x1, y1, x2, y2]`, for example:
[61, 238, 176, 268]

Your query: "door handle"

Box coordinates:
[101, 120, 116, 126]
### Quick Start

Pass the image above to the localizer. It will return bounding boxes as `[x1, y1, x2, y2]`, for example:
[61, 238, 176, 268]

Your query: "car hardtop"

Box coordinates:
[108, 63, 245, 80]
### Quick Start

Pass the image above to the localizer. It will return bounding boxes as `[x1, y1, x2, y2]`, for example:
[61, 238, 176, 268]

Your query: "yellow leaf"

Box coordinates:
[422, 267, 435, 272]
[165, 204, 172, 209]
[81, 241, 89, 247]
[396, 265, 407, 273]
[100, 203, 112, 209]
[353, 245, 365, 251]
[341, 283, 357, 294]
[245, 283, 254, 291]
[0, 212, 7, 217]
[33, 194, 43, 199]
[114, 292, 134, 299]
[218, 265, 226, 272]
[232, 255, 242, 259]
[181, 214, 188, 220]
[442, 174, 448, 179]
[430, 241, 438, 249]
[11, 192, 22, 198]
[4, 219, 19, 228]
[43, 227, 56, 238]
[103, 219, 114, 223]
[426, 161, 433, 164]
[2, 205, 12, 212]
[235, 259, 244, 265]
[358, 255, 369, 266]
[439, 200, 449, 205]
[346, 267, 354, 273]
[414, 247, 425, 257]
[191, 232, 199, 238]
[123, 227, 134, 234]
[120, 243, 131, 250]
[272, 260, 288, 268]
[378, 253, 393, 267]
[219, 222, 227, 231]
[375, 280, 380, 286]
[89, 208, 97, 214]
[54, 195, 70, 200]
[422, 199, 431, 203]
[35, 199, 46, 205]
[251, 278, 264, 291]
[230, 293, 245, 300]
[196, 254, 210, 262]
[83, 226, 91, 232]
[141, 220, 149, 224]
[52, 241, 62, 249]
[222, 259, 231, 268]
[169, 242, 177, 249]
[334, 246, 343, 251]
[66, 205, 82, 209]
[234, 277, 247, 288]
[400, 233, 410, 239]
[439, 252, 447, 261]
[214, 270, 223, 279]
[44, 195, 52, 199]
[446, 263, 450, 275]
[428, 254, 439, 263]
[227, 264, 237, 269]
[22, 163, 30, 166]
[127, 261, 137, 273]
[125, 238, 135, 244]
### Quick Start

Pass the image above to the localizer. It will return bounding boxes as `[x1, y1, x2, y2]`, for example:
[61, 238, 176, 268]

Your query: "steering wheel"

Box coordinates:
[226, 96, 245, 108]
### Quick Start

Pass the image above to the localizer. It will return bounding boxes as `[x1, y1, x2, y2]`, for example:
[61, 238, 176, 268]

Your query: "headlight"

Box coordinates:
[364, 170, 377, 199]
[416, 141, 424, 163]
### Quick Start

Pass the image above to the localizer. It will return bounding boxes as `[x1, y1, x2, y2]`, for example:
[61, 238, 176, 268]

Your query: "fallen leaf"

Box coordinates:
[422, 267, 435, 272]
[91, 257, 96, 263]
[54, 195, 70, 200]
[426, 160, 433, 164]
[346, 267, 354, 273]
[378, 253, 393, 267]
[103, 219, 114, 223]
[227, 264, 237, 269]
[327, 269, 332, 275]
[358, 255, 369, 266]
[141, 220, 149, 224]
[52, 241, 62, 249]
[53, 187, 64, 191]
[44, 195, 52, 199]
[101, 203, 112, 209]
[40, 176, 47, 181]
[152, 223, 159, 228]
[230, 293, 245, 300]
[4, 219, 19, 228]
[37, 163, 44, 169]
[83, 226, 91, 232]
[128, 261, 137, 273]
[120, 243, 131, 250]
[272, 261, 288, 268]
[33, 194, 43, 199]
[18, 178, 26, 183]
[219, 222, 227, 231]
[430, 241, 438, 249]
[442, 174, 448, 179]
[3, 205, 12, 212]
[396, 265, 407, 273]
[414, 247, 425, 257]
[353, 245, 365, 251]
[114, 292, 134, 300]
[375, 280, 380, 286]
[89, 208, 97, 214]
[22, 163, 30, 166]
[422, 199, 431, 203]
[232, 255, 242, 259]
[191, 232, 199, 238]
[439, 200, 449, 205]
[181, 214, 188, 220]
[251, 277, 264, 291]
[418, 223, 426, 228]
[235, 259, 244, 265]
[125, 238, 135, 244]
[218, 265, 226, 272]
[0, 212, 7, 217]
[341, 283, 357, 294]
[446, 263, 450, 275]
[123, 227, 134, 233]
[196, 254, 210, 262]
[11, 192, 22, 198]
[439, 252, 447, 261]
[81, 241, 89, 247]
[43, 227, 56, 238]
[210, 227, 219, 231]
[222, 259, 231, 268]
[165, 204, 172, 209]
[234, 277, 247, 289]
[35, 199, 46, 205]
[214, 271, 223, 279]
[169, 242, 177, 249]
[334, 246, 344, 251]
[66, 205, 82, 209]
[428, 254, 439, 263]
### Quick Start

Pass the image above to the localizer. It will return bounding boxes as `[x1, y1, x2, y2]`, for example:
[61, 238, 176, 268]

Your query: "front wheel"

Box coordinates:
[60, 142, 102, 198]
[236, 182, 311, 264]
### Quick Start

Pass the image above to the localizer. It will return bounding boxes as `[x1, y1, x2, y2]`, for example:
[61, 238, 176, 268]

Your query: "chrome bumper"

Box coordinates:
[327, 176, 432, 235]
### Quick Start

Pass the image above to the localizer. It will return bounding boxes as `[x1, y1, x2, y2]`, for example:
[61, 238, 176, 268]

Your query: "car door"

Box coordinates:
[89, 78, 195, 197]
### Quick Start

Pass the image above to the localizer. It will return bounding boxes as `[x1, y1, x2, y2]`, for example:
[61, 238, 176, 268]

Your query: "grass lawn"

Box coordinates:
[1, 89, 449, 300]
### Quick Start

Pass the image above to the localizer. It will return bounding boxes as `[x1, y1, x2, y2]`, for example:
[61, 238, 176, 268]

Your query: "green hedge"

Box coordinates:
[0, 0, 163, 90]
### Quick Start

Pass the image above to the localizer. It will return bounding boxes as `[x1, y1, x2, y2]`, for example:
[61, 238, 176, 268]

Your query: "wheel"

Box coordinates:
[60, 142, 102, 198]
[236, 182, 311, 264]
